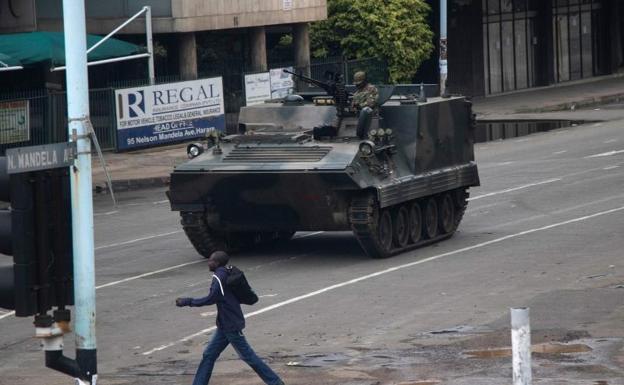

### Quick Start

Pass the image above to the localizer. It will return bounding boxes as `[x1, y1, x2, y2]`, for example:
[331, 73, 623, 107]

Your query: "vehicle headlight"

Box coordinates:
[384, 128, 393, 136]
[359, 141, 375, 157]
[368, 129, 377, 137]
[187, 143, 204, 159]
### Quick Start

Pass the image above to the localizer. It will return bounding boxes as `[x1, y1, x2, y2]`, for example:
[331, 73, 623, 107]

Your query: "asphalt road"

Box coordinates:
[1, 117, 624, 385]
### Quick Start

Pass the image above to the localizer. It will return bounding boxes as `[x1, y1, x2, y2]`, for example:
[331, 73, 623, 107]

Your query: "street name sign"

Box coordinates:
[6, 142, 77, 174]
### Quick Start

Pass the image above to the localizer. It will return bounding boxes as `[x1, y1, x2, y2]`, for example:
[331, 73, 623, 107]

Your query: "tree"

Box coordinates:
[311, 0, 434, 83]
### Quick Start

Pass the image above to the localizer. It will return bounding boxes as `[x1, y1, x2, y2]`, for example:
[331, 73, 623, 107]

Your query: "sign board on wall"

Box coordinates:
[270, 67, 294, 99]
[244, 72, 271, 106]
[0, 100, 30, 144]
[244, 67, 295, 106]
[283, 0, 293, 11]
[115, 77, 225, 150]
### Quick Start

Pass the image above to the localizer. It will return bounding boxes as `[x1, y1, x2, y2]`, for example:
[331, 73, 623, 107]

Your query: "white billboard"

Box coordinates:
[244, 72, 272, 106]
[115, 77, 225, 150]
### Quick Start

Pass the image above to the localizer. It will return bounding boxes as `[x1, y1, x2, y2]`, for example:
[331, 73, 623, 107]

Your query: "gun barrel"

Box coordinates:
[284, 69, 330, 91]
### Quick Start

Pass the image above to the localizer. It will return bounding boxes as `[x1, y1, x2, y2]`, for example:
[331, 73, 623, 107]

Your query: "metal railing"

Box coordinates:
[0, 58, 389, 152]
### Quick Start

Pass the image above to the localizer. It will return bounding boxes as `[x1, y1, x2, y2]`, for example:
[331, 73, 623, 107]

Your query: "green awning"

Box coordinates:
[0, 31, 146, 67]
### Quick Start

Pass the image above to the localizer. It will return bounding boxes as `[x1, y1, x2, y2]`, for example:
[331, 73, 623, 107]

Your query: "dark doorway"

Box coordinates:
[482, 0, 538, 94]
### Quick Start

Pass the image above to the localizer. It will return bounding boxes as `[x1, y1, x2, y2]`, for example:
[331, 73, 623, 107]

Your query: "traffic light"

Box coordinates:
[0, 157, 73, 317]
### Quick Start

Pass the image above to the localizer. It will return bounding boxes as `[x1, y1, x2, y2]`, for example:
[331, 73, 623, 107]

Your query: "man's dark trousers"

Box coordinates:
[192, 328, 283, 385]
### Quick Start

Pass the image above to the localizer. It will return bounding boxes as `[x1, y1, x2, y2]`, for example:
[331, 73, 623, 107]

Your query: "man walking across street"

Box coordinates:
[176, 251, 285, 385]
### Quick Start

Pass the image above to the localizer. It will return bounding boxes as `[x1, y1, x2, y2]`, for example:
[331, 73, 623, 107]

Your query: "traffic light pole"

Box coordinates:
[61, 0, 97, 383]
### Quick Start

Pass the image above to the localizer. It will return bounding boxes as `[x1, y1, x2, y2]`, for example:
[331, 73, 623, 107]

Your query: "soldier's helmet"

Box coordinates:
[353, 71, 367, 86]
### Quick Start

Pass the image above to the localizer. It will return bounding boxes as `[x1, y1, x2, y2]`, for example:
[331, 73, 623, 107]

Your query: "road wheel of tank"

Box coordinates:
[408, 202, 423, 244]
[393, 206, 410, 248]
[378, 209, 393, 254]
[181, 212, 227, 258]
[438, 193, 456, 234]
[349, 193, 394, 258]
[423, 198, 439, 239]
[453, 188, 469, 229]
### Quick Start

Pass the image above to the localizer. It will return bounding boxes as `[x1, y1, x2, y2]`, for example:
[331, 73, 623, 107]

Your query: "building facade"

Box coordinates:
[3, 0, 326, 82]
[445, 0, 624, 96]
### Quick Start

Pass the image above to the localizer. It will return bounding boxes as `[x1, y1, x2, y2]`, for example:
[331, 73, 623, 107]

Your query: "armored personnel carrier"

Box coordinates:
[167, 72, 479, 258]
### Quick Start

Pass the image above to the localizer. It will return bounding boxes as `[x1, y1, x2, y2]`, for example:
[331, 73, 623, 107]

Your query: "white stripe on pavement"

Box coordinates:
[94, 230, 183, 251]
[95, 259, 205, 289]
[0, 311, 15, 320]
[468, 178, 561, 201]
[585, 149, 624, 158]
[141, 204, 624, 356]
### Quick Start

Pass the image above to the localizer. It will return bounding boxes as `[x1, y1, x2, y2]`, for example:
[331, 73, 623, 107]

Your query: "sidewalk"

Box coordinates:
[473, 72, 624, 118]
[93, 74, 624, 193]
[91, 142, 188, 193]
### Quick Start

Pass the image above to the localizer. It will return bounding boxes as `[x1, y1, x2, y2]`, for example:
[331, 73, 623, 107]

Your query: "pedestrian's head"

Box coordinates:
[353, 71, 367, 88]
[208, 250, 229, 271]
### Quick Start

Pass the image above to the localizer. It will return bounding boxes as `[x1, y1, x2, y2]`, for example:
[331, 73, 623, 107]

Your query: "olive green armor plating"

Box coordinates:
[167, 81, 480, 258]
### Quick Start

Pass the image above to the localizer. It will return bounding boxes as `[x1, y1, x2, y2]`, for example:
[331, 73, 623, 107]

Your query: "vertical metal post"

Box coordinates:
[511, 307, 532, 385]
[439, 0, 448, 96]
[61, 0, 97, 383]
[145, 6, 155, 85]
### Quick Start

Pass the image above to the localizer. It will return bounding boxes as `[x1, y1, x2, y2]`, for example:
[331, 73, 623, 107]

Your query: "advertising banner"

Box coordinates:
[115, 77, 225, 150]
[0, 100, 30, 144]
[270, 67, 295, 99]
[244, 72, 271, 106]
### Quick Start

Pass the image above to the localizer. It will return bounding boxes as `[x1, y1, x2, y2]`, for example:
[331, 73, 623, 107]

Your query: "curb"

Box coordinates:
[515, 93, 624, 114]
[93, 175, 170, 194]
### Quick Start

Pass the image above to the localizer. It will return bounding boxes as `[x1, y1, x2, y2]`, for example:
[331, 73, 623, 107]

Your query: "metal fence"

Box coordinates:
[0, 58, 388, 153]
[0, 88, 119, 155]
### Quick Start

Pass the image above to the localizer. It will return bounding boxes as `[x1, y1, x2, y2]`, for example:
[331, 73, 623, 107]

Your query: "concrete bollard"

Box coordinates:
[511, 307, 532, 385]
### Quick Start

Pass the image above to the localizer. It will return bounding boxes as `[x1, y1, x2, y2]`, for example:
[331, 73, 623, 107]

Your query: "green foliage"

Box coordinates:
[278, 34, 293, 46]
[311, 0, 434, 83]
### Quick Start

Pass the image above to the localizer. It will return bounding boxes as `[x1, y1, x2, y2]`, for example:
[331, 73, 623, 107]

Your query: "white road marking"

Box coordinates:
[94, 230, 183, 251]
[153, 200, 169, 205]
[553, 150, 567, 155]
[293, 231, 324, 239]
[0, 311, 14, 320]
[200, 311, 217, 317]
[603, 165, 620, 170]
[604, 139, 617, 144]
[94, 210, 120, 216]
[96, 260, 205, 289]
[585, 149, 624, 158]
[468, 178, 561, 201]
[142, 204, 624, 356]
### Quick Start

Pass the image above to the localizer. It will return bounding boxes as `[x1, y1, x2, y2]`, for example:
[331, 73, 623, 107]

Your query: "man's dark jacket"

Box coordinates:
[187, 266, 245, 332]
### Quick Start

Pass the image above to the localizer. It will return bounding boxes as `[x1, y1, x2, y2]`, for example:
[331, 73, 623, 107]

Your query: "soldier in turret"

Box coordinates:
[351, 71, 379, 111]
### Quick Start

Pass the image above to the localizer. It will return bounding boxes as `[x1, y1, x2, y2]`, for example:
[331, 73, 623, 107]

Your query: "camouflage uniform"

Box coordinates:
[351, 70, 379, 111]
[352, 84, 379, 110]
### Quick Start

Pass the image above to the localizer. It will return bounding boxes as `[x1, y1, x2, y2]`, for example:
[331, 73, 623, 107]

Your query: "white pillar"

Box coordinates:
[511, 307, 532, 385]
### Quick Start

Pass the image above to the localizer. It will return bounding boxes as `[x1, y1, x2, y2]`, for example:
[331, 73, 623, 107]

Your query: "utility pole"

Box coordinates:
[62, 0, 97, 383]
[439, 0, 448, 96]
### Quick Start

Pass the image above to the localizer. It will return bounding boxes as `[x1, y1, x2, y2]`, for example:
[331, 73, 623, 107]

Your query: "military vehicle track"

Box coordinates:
[349, 188, 469, 258]
[181, 212, 296, 258]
